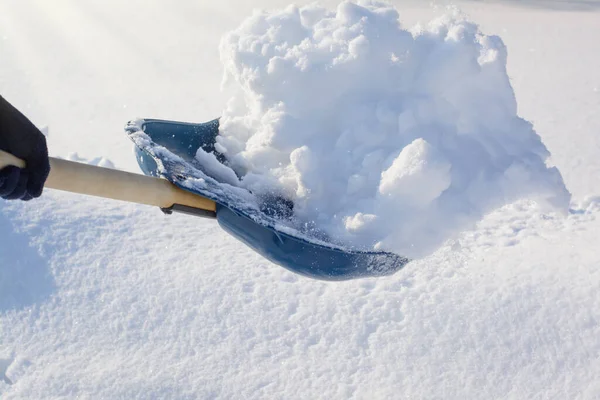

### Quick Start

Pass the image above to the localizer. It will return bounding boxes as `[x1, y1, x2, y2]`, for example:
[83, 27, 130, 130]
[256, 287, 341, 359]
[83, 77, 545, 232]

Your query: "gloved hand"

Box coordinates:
[0, 95, 50, 201]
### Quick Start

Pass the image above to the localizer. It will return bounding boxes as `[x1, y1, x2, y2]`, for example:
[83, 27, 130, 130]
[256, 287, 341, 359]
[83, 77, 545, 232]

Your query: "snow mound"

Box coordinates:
[216, 1, 570, 258]
[65, 152, 115, 169]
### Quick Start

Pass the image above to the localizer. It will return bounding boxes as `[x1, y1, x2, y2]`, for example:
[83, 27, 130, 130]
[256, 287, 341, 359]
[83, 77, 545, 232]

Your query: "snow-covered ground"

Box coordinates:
[1, 1, 600, 398]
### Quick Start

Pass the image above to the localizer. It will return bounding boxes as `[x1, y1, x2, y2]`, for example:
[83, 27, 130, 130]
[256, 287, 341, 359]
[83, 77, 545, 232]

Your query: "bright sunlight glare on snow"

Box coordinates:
[1, 0, 600, 398]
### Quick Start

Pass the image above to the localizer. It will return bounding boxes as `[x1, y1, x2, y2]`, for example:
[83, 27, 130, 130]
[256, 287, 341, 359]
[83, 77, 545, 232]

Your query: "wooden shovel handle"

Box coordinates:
[0, 150, 26, 169]
[0, 149, 216, 213]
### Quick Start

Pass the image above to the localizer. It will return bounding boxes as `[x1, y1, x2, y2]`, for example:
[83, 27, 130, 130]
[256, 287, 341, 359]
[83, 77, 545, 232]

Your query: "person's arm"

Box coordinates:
[0, 95, 50, 201]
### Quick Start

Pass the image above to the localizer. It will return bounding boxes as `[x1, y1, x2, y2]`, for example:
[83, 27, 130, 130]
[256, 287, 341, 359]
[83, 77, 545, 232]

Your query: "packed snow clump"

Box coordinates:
[216, 1, 570, 258]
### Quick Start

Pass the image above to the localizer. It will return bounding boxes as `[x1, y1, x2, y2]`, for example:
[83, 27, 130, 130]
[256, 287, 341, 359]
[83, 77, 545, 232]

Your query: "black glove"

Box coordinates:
[0, 95, 50, 201]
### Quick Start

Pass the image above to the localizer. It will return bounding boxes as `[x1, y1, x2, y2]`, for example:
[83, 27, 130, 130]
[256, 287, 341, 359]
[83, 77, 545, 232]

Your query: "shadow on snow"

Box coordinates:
[0, 207, 55, 312]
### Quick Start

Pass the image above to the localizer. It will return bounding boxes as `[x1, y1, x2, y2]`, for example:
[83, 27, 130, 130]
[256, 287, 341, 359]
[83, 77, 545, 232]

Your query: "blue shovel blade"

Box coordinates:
[126, 118, 410, 281]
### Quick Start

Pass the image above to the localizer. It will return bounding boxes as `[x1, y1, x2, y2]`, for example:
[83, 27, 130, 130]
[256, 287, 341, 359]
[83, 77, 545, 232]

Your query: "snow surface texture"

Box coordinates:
[1, 1, 600, 399]
[65, 152, 115, 169]
[217, 2, 571, 258]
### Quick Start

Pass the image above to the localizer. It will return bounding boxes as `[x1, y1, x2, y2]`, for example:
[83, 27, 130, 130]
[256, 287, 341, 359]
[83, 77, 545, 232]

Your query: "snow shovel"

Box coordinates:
[0, 120, 409, 280]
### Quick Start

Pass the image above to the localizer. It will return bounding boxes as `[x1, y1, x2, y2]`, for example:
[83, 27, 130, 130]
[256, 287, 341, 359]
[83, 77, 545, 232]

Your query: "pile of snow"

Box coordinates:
[216, 1, 570, 258]
[65, 152, 115, 169]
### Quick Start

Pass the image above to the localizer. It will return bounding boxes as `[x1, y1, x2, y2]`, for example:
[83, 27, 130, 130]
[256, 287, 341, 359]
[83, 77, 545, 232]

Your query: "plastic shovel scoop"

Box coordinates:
[125, 118, 410, 280]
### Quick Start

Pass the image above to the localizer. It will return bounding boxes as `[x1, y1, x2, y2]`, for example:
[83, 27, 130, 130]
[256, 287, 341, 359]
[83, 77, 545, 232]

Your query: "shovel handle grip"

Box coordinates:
[0, 150, 26, 169]
[0, 149, 216, 213]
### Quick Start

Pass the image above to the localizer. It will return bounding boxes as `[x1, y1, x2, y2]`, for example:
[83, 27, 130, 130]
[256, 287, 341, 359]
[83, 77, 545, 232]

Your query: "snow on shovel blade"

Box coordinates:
[126, 118, 409, 281]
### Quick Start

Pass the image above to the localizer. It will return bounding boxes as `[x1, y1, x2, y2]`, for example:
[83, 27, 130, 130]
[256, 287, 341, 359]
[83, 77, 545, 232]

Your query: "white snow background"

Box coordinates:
[1, 0, 600, 398]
